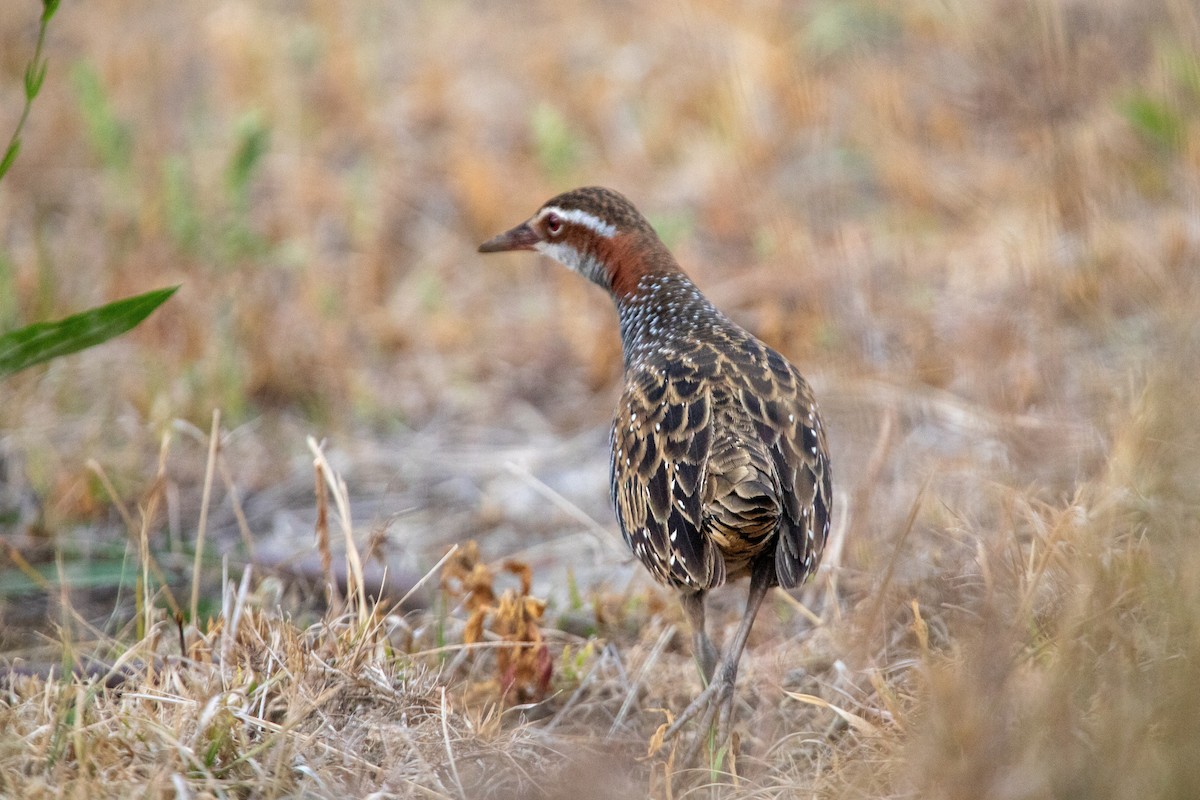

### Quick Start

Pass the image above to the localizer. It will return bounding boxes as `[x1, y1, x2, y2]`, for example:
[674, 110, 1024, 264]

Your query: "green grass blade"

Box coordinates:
[0, 285, 178, 378]
[0, 139, 19, 181]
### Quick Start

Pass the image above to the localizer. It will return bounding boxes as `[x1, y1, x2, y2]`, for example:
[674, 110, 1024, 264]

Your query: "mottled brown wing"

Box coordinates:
[736, 346, 832, 589]
[610, 362, 725, 590]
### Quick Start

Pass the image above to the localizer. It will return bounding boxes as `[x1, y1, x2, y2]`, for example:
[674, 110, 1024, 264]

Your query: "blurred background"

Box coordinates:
[1, 0, 1199, 793]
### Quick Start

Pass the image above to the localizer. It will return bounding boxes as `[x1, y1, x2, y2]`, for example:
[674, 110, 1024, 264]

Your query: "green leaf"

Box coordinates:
[71, 62, 133, 172]
[24, 58, 48, 99]
[0, 286, 178, 378]
[0, 140, 19, 182]
[42, 0, 61, 22]
[226, 111, 270, 199]
[1122, 93, 1186, 151]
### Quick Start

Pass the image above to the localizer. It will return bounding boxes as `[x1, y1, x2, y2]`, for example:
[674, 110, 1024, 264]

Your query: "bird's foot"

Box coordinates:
[661, 668, 737, 763]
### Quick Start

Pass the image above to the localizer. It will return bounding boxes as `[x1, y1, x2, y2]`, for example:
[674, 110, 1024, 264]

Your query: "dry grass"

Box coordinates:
[1, 0, 1199, 796]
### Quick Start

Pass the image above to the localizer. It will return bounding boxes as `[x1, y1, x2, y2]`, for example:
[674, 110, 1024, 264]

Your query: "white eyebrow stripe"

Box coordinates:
[540, 206, 617, 238]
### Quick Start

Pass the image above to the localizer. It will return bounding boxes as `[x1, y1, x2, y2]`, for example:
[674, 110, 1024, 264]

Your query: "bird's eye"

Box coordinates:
[545, 213, 563, 236]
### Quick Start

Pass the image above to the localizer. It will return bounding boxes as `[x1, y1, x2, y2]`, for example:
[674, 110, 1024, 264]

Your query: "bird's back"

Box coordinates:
[610, 276, 831, 592]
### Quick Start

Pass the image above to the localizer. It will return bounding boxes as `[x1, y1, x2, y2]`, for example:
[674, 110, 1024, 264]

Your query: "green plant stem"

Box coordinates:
[0, 1, 60, 182]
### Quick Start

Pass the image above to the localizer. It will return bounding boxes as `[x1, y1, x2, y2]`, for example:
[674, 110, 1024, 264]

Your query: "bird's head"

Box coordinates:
[478, 186, 675, 298]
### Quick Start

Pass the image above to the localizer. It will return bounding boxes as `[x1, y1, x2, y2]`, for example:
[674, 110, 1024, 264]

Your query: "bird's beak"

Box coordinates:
[478, 221, 540, 253]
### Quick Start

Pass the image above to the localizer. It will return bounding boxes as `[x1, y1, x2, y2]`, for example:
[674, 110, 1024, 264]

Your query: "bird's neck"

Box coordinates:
[614, 269, 723, 370]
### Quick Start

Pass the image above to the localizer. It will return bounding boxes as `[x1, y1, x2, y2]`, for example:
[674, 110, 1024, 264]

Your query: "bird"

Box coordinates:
[478, 186, 832, 751]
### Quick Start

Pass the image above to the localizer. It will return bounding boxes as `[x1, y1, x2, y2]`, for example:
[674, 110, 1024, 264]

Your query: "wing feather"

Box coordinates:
[611, 364, 722, 589]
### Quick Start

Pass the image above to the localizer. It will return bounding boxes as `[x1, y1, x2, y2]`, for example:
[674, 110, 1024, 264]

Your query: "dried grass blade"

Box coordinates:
[785, 691, 880, 735]
[191, 409, 221, 625]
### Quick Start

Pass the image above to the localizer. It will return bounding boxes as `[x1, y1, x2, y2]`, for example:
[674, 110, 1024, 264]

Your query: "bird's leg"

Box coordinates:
[679, 590, 718, 683]
[664, 564, 773, 755]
